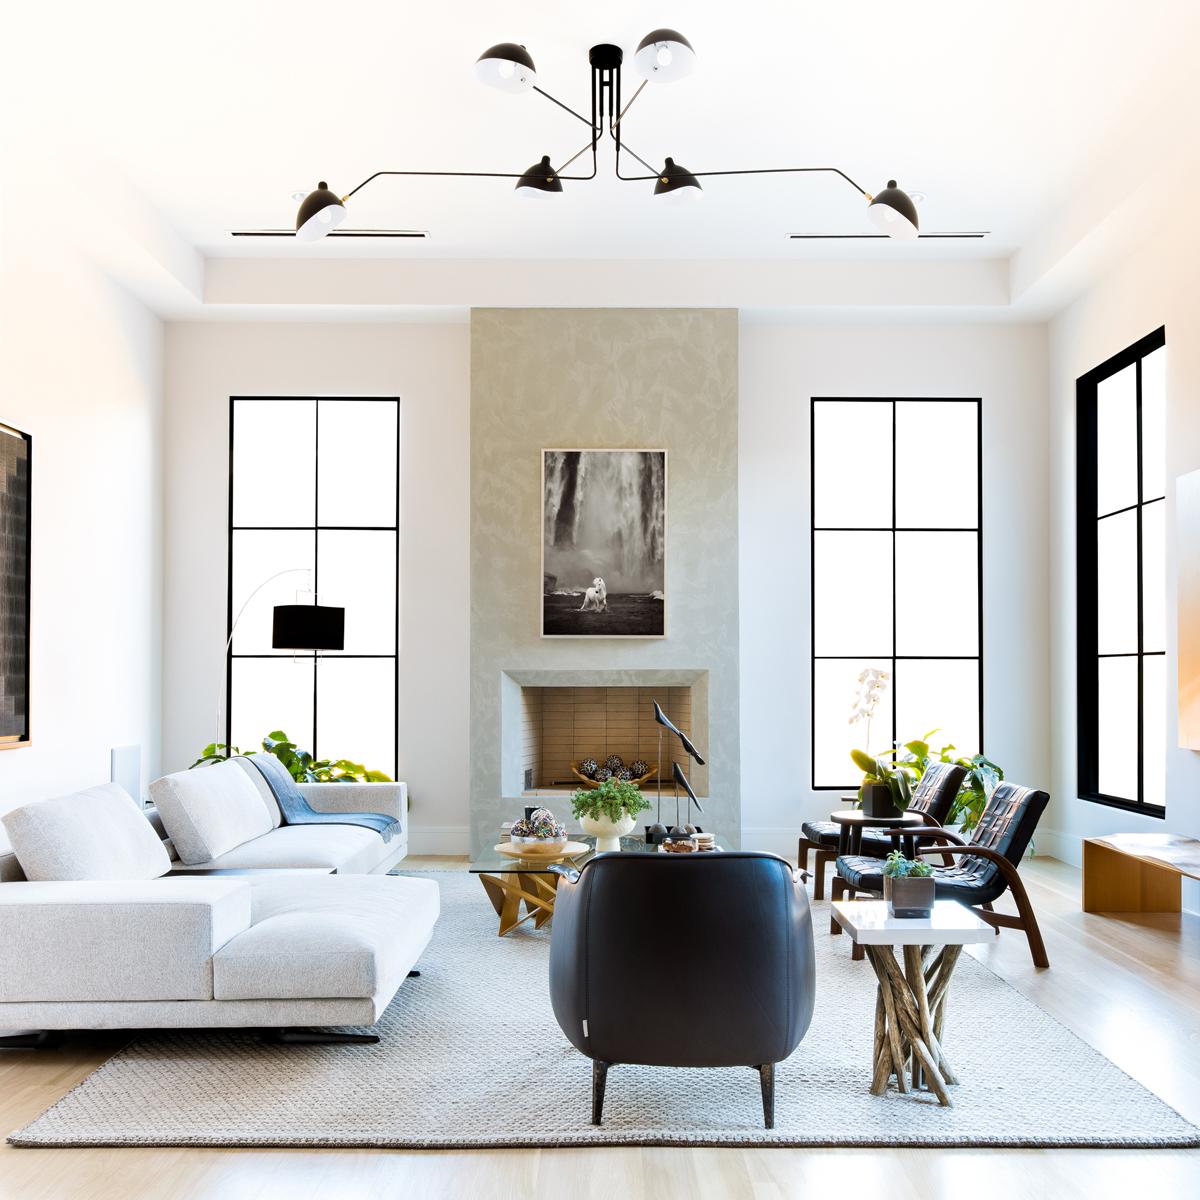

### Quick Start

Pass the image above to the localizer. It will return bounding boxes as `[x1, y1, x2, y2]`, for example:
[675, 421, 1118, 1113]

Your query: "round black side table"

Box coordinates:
[829, 809, 925, 858]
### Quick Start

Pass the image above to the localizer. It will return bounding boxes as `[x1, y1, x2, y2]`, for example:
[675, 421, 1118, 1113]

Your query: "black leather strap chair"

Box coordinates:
[831, 781, 1051, 967]
[798, 762, 967, 898]
[548, 852, 815, 1128]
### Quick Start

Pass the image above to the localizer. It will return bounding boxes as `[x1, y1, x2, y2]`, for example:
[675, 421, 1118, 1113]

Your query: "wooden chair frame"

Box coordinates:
[830, 825, 1049, 969]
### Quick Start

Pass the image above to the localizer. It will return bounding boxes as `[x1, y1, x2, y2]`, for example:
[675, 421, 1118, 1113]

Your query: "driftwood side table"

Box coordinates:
[831, 899, 994, 1106]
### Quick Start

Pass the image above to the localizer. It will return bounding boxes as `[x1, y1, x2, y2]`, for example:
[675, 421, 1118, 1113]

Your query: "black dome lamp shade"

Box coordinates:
[515, 155, 563, 196]
[475, 42, 537, 92]
[295, 182, 347, 241]
[868, 180, 919, 241]
[271, 603, 346, 651]
[634, 28, 696, 82]
[653, 157, 702, 201]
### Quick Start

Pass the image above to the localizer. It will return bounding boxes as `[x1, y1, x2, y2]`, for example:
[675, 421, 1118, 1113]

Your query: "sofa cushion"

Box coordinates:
[212, 874, 440, 1001]
[0, 878, 250, 1001]
[230, 756, 283, 828]
[175, 824, 390, 875]
[1, 784, 171, 882]
[150, 760, 275, 865]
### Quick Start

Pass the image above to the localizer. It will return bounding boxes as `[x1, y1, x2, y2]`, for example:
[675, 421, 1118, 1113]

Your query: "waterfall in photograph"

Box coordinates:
[542, 450, 666, 637]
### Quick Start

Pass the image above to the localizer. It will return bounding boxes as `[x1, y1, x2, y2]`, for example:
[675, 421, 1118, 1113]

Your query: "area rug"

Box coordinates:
[9, 872, 1199, 1149]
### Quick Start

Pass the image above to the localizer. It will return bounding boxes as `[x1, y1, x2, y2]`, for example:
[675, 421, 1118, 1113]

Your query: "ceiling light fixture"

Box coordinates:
[281, 32, 932, 242]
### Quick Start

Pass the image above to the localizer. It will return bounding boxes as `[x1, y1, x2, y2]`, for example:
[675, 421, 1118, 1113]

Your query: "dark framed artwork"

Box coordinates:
[0, 423, 31, 749]
[542, 449, 667, 638]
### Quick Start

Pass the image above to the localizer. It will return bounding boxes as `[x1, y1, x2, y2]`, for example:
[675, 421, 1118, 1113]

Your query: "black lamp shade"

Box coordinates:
[295, 182, 346, 241]
[653, 157, 702, 199]
[634, 29, 696, 82]
[868, 180, 919, 240]
[475, 42, 537, 92]
[515, 155, 562, 195]
[271, 603, 345, 651]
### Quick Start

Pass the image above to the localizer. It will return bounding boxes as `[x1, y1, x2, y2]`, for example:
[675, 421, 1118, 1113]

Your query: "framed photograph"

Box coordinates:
[542, 449, 667, 638]
[0, 422, 31, 749]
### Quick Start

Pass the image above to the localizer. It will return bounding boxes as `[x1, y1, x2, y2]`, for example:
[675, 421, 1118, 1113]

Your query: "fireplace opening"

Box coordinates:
[519, 685, 705, 797]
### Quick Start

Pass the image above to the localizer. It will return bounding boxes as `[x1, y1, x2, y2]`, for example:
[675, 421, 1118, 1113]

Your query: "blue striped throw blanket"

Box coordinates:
[242, 753, 400, 843]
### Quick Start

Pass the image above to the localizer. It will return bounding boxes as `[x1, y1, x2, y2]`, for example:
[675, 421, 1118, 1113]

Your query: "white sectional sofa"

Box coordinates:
[149, 757, 409, 875]
[0, 770, 437, 1044]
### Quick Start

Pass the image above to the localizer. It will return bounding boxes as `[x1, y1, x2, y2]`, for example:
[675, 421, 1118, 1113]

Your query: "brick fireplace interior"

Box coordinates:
[519, 685, 706, 797]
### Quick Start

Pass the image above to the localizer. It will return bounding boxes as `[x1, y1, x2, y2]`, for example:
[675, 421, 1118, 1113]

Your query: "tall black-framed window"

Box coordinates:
[810, 398, 983, 790]
[1076, 328, 1166, 817]
[227, 397, 400, 778]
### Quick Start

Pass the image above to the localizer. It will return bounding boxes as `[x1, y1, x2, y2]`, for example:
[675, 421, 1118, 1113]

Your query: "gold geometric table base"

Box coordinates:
[864, 943, 964, 1106]
[478, 872, 561, 937]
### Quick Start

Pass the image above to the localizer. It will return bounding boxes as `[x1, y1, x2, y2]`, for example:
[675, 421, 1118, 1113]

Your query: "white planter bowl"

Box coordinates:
[578, 812, 637, 852]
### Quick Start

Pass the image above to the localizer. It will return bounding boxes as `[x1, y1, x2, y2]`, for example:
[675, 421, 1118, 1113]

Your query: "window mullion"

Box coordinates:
[1135, 358, 1145, 806]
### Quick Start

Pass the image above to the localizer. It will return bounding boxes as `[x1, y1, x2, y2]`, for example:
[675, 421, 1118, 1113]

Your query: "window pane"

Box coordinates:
[230, 656, 314, 755]
[813, 531, 893, 655]
[894, 531, 978, 656]
[1097, 656, 1138, 801]
[317, 658, 396, 774]
[1142, 500, 1165, 654]
[230, 530, 315, 654]
[813, 402, 892, 528]
[1095, 364, 1137, 516]
[316, 530, 397, 654]
[1142, 655, 1165, 808]
[893, 659, 980, 758]
[317, 400, 398, 527]
[895, 402, 978, 529]
[1141, 346, 1166, 502]
[814, 658, 893, 786]
[232, 400, 315, 527]
[1097, 509, 1138, 655]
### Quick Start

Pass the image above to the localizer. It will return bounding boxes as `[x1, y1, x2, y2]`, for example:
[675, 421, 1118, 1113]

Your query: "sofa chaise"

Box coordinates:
[0, 771, 437, 1046]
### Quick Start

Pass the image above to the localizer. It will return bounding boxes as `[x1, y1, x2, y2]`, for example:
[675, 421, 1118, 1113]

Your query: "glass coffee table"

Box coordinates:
[470, 836, 722, 936]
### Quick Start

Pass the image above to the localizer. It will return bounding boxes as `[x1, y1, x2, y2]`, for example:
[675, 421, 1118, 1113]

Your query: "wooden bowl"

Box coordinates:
[495, 840, 589, 861]
[570, 762, 658, 790]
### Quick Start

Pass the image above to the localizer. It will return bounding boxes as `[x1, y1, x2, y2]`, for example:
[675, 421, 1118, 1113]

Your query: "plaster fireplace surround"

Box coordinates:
[470, 308, 740, 855]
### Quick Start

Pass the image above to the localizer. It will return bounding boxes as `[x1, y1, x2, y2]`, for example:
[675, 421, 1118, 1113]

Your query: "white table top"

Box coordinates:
[830, 899, 994, 945]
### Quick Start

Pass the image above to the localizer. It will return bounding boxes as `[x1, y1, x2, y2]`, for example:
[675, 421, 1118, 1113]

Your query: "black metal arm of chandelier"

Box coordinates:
[293, 30, 921, 242]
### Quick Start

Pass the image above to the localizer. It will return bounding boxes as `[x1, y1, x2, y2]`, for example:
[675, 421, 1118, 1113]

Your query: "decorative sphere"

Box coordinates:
[616, 768, 634, 781]
[593, 767, 613, 782]
[604, 754, 624, 772]
[630, 759, 649, 778]
[648, 823, 667, 836]
[578, 758, 599, 778]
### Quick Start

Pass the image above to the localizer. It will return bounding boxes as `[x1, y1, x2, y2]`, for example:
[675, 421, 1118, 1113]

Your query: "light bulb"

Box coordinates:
[318, 208, 333, 223]
[656, 45, 673, 67]
[498, 59, 515, 78]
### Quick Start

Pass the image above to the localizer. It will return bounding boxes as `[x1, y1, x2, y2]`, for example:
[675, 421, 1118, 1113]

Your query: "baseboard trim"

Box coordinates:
[408, 826, 470, 856]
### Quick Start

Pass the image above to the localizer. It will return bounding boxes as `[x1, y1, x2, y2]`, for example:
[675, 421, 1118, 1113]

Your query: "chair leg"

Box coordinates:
[757, 1062, 775, 1129]
[830, 875, 846, 934]
[1007, 877, 1050, 968]
[591, 1059, 610, 1125]
[797, 840, 810, 875]
[814, 850, 832, 900]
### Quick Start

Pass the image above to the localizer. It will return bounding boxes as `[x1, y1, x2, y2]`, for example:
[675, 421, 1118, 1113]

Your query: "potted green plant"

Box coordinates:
[894, 729, 1004, 833]
[882, 849, 935, 918]
[571, 777, 651, 852]
[850, 749, 915, 819]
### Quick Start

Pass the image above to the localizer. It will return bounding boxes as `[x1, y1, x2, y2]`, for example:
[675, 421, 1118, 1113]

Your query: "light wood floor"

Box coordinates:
[2, 855, 1198, 1199]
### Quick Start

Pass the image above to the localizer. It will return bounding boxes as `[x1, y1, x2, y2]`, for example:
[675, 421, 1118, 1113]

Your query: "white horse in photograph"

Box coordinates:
[579, 577, 608, 612]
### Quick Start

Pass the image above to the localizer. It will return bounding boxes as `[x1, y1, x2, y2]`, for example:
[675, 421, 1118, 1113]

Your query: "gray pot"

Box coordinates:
[861, 781, 902, 820]
[884, 874, 935, 919]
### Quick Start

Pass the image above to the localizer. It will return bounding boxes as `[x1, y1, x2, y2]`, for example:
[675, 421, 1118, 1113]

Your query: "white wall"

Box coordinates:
[739, 320, 1051, 857]
[0, 215, 164, 821]
[161, 322, 470, 855]
[1048, 214, 1200, 909]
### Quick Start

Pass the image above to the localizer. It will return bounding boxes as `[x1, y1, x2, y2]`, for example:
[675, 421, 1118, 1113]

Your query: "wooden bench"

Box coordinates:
[1082, 833, 1200, 913]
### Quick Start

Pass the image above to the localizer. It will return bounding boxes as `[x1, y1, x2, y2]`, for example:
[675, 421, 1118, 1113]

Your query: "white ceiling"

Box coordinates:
[11, 0, 1199, 263]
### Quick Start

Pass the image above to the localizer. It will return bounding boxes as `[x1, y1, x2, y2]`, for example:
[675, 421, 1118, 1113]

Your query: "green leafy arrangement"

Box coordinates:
[882, 849, 932, 878]
[850, 748, 916, 812]
[893, 729, 1003, 832]
[191, 730, 392, 784]
[571, 777, 652, 824]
